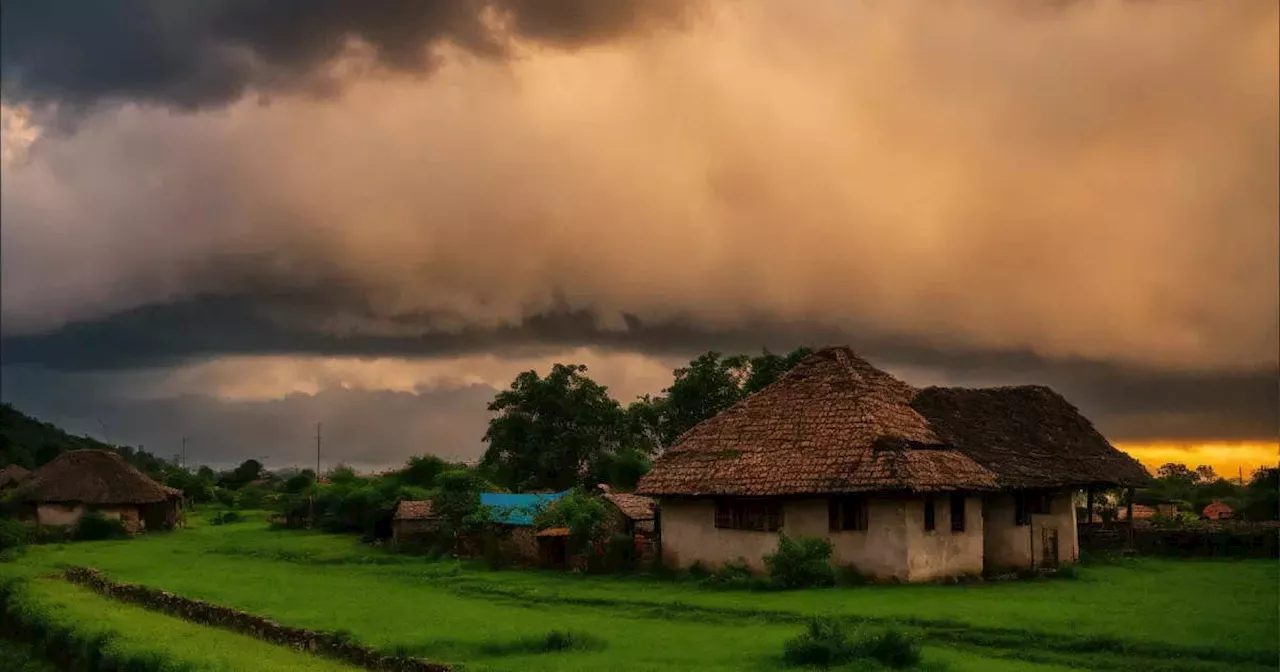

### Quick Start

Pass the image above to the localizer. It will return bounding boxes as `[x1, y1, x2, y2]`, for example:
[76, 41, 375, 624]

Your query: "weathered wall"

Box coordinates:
[658, 498, 781, 573]
[658, 496, 917, 580]
[64, 567, 451, 672]
[905, 494, 984, 581]
[36, 503, 84, 526]
[983, 489, 1078, 572]
[392, 519, 439, 544]
[35, 503, 139, 529]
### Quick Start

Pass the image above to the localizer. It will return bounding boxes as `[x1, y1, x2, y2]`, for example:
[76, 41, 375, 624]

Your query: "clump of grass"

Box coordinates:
[479, 629, 608, 656]
[783, 617, 921, 669]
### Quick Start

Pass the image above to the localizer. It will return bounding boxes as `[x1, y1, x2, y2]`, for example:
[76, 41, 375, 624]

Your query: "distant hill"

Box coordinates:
[0, 403, 168, 476]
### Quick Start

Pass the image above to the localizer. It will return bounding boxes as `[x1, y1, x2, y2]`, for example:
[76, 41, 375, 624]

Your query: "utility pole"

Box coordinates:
[316, 422, 322, 477]
[181, 436, 188, 470]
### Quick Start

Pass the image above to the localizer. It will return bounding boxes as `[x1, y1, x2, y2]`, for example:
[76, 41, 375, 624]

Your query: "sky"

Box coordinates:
[1, 0, 1276, 475]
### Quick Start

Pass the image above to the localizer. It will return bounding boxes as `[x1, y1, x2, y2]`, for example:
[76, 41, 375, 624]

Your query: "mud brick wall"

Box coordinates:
[64, 567, 451, 672]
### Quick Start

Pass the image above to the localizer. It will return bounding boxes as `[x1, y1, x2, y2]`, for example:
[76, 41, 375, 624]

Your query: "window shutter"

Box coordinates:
[828, 498, 840, 532]
[924, 496, 936, 532]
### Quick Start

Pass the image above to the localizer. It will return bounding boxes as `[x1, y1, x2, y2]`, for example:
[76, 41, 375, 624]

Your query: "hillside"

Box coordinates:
[0, 403, 167, 475]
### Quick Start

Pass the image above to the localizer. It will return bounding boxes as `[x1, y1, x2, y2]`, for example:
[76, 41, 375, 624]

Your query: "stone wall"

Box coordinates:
[64, 567, 451, 672]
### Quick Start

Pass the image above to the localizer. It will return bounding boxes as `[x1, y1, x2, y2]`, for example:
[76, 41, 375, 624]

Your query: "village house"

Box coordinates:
[391, 499, 440, 546]
[636, 346, 1150, 582]
[1202, 500, 1235, 520]
[465, 491, 569, 565]
[13, 449, 180, 533]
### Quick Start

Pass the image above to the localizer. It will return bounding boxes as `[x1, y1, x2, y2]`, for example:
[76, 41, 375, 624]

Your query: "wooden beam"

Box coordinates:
[1125, 487, 1135, 550]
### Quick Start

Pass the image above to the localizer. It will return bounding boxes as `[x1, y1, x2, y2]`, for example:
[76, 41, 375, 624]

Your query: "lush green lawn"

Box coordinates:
[2, 574, 359, 672]
[2, 512, 1274, 671]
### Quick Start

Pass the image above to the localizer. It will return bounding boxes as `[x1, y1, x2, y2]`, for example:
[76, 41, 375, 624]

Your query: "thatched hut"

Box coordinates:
[15, 449, 178, 533]
[637, 346, 1149, 582]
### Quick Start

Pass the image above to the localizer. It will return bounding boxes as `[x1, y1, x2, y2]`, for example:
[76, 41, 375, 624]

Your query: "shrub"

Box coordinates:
[687, 560, 711, 580]
[703, 559, 760, 590]
[480, 630, 608, 656]
[782, 617, 921, 669]
[603, 533, 639, 572]
[72, 511, 127, 541]
[0, 518, 28, 552]
[765, 535, 835, 589]
[834, 564, 872, 587]
[209, 511, 242, 526]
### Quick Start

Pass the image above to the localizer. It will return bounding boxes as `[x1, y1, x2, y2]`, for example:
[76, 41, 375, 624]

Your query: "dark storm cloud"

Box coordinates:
[0, 0, 696, 109]
[2, 297, 1275, 444]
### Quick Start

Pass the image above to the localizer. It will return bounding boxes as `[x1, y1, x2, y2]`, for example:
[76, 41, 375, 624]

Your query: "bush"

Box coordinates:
[603, 533, 639, 572]
[479, 630, 608, 656]
[703, 559, 761, 590]
[0, 518, 28, 552]
[209, 511, 242, 526]
[71, 511, 127, 541]
[764, 535, 835, 589]
[834, 564, 872, 587]
[782, 617, 921, 669]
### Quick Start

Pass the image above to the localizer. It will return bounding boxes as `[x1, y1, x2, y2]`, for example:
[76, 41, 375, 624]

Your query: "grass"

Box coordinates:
[0, 638, 59, 672]
[1, 510, 1274, 671]
[1, 574, 359, 672]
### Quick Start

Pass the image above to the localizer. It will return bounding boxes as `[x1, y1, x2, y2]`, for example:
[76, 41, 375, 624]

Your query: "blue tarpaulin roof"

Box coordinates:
[480, 491, 570, 526]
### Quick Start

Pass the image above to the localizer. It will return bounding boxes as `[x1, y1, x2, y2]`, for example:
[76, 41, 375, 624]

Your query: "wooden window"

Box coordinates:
[715, 499, 783, 532]
[950, 493, 966, 533]
[923, 497, 936, 532]
[828, 496, 869, 532]
[1015, 491, 1052, 526]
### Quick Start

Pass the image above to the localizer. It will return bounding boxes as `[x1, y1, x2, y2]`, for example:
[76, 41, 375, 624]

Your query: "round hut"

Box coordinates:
[15, 449, 176, 533]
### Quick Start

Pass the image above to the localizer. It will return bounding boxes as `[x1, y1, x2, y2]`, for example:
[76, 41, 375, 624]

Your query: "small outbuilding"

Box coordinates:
[391, 500, 440, 545]
[14, 449, 177, 533]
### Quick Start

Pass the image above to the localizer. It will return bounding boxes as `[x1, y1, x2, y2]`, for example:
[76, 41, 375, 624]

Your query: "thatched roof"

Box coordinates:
[393, 500, 436, 520]
[0, 464, 31, 488]
[604, 492, 656, 521]
[637, 346, 1148, 498]
[911, 385, 1150, 489]
[16, 450, 170, 505]
[637, 347, 998, 497]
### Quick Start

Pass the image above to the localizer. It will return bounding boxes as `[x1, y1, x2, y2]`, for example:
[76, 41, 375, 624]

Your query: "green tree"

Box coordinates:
[1243, 467, 1279, 521]
[400, 455, 448, 489]
[283, 469, 316, 493]
[533, 489, 609, 554]
[481, 364, 625, 491]
[432, 468, 489, 537]
[743, 347, 814, 395]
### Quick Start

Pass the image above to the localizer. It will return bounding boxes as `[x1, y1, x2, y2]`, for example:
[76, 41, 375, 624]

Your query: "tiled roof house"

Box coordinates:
[637, 346, 1149, 582]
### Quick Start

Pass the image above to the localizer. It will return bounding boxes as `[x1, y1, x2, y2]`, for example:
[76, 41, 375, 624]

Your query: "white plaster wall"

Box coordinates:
[657, 497, 912, 580]
[658, 498, 783, 573]
[906, 494, 984, 581]
[982, 489, 1078, 572]
[35, 503, 135, 528]
[36, 503, 85, 526]
[822, 498, 910, 581]
[1030, 490, 1079, 567]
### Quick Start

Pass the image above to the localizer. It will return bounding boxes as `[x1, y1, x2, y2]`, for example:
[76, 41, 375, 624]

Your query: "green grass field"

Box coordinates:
[1, 511, 1274, 671]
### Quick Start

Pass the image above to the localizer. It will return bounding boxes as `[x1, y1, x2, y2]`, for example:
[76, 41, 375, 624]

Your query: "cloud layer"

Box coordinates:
[3, 0, 1275, 374]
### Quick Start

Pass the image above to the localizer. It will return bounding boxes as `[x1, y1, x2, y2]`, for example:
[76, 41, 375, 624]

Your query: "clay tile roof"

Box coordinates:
[1202, 501, 1234, 518]
[537, 526, 571, 537]
[17, 450, 170, 505]
[604, 492, 656, 520]
[393, 500, 436, 520]
[637, 347, 998, 497]
[910, 385, 1151, 489]
[0, 464, 31, 488]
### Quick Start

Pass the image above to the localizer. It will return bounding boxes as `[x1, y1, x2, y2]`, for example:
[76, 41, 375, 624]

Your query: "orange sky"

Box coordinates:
[1117, 441, 1279, 481]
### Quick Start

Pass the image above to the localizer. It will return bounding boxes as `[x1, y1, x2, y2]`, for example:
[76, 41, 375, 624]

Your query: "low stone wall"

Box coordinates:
[64, 567, 451, 672]
[1078, 521, 1279, 558]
